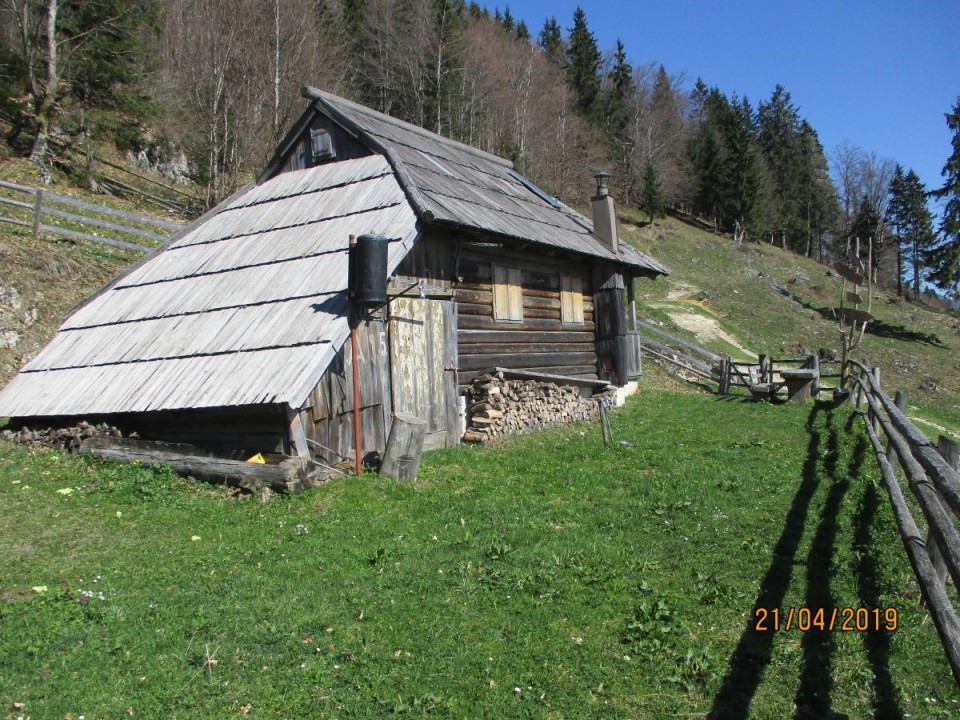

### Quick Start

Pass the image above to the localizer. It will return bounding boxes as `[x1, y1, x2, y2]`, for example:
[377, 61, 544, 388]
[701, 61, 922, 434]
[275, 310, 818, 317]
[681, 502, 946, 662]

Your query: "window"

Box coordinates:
[493, 265, 522, 322]
[561, 274, 584, 325]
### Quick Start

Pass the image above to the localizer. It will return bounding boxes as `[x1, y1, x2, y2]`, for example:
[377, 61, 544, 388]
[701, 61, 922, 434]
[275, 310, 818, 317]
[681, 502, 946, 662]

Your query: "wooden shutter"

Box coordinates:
[493, 265, 522, 322]
[561, 274, 584, 324]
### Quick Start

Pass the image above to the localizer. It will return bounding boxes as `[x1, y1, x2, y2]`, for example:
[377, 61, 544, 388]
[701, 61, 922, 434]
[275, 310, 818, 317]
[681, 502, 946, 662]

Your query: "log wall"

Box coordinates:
[396, 235, 605, 389]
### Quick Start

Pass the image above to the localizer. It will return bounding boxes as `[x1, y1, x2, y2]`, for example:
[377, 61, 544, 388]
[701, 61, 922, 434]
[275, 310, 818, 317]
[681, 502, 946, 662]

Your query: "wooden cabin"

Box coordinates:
[0, 88, 667, 467]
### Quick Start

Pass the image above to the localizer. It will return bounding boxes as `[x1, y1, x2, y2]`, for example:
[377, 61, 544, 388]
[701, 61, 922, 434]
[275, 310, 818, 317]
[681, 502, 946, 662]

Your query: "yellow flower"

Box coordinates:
[191, 536, 201, 541]
[32, 586, 48, 594]
[116, 511, 123, 518]
[57, 488, 74, 495]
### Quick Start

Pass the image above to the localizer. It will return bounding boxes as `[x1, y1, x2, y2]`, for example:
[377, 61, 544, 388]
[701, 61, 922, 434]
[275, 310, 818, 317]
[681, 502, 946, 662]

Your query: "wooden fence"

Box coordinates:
[630, 321, 845, 401]
[847, 359, 960, 684]
[0, 179, 184, 253]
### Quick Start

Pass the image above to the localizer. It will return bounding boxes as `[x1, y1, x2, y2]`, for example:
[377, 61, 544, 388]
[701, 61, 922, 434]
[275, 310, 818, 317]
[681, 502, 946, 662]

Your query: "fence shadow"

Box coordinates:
[708, 402, 828, 718]
[793, 409, 849, 719]
[850, 426, 904, 719]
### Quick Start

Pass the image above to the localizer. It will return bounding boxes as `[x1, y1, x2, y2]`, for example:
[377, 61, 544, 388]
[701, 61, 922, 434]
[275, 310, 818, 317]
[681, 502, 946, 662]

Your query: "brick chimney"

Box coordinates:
[591, 171, 619, 254]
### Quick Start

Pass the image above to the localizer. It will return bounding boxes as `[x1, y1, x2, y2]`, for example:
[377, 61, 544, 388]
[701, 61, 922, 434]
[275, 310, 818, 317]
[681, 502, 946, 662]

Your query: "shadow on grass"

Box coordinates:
[709, 402, 885, 719]
[850, 422, 905, 719]
[795, 299, 945, 348]
[708, 402, 828, 719]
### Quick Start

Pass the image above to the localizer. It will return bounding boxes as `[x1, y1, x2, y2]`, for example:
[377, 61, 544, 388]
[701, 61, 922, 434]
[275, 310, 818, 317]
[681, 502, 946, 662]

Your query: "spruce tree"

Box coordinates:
[640, 160, 666, 222]
[928, 98, 960, 298]
[757, 85, 804, 249]
[565, 7, 601, 115]
[538, 17, 563, 63]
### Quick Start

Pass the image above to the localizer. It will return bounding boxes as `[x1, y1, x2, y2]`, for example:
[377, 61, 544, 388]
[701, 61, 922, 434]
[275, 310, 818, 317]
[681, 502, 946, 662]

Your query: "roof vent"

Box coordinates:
[310, 128, 336, 163]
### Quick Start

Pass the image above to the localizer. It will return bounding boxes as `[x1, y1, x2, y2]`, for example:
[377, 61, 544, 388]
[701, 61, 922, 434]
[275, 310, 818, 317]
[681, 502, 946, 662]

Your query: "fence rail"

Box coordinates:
[848, 359, 960, 685]
[0, 179, 184, 253]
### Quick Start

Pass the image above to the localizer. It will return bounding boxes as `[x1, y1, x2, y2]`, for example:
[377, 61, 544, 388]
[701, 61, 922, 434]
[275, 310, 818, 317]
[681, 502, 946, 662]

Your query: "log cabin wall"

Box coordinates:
[394, 232, 604, 390]
[299, 316, 391, 466]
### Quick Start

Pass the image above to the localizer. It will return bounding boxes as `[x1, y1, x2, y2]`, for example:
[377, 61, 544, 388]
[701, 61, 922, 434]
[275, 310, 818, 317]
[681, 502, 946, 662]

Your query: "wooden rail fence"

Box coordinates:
[847, 359, 960, 685]
[631, 321, 843, 401]
[0, 179, 184, 253]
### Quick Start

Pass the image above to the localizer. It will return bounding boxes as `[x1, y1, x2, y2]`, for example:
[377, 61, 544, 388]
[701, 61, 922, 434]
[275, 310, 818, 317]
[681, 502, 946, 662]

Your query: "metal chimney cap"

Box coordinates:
[594, 171, 611, 196]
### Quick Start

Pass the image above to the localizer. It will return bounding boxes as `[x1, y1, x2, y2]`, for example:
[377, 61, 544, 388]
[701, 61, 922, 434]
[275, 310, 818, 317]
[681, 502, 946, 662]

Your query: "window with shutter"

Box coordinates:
[493, 265, 523, 322]
[561, 274, 584, 325]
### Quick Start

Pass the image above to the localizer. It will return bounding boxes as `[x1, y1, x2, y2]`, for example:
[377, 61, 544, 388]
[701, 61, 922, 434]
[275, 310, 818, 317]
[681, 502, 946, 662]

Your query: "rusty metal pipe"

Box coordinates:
[349, 234, 362, 476]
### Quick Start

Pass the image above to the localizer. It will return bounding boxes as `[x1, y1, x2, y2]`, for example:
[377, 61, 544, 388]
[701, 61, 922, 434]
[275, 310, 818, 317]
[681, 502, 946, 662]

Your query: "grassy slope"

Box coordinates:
[0, 157, 167, 385]
[619, 209, 960, 438]
[2, 392, 958, 718]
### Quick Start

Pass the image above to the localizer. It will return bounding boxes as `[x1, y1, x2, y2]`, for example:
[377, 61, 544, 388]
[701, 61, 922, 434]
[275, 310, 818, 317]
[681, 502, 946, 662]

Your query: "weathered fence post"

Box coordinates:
[718, 357, 730, 395]
[758, 354, 767, 384]
[871, 367, 882, 435]
[810, 354, 820, 397]
[934, 435, 960, 584]
[32, 189, 43, 239]
[887, 392, 906, 465]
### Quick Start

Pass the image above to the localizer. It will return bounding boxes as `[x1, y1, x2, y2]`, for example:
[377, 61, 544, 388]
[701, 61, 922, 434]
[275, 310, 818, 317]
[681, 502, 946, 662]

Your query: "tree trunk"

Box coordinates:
[29, 0, 59, 164]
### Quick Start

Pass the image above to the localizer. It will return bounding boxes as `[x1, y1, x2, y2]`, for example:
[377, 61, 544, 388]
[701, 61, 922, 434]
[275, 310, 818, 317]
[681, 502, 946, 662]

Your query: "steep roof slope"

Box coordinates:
[0, 155, 418, 417]
[294, 88, 667, 277]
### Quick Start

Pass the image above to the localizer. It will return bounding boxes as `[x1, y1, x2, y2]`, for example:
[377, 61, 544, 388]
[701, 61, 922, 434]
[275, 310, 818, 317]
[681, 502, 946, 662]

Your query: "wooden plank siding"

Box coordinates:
[447, 243, 600, 389]
[300, 316, 391, 466]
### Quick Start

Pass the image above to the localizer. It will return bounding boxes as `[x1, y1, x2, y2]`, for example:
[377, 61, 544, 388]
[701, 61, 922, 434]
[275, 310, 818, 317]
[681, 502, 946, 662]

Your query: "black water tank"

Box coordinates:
[350, 233, 389, 305]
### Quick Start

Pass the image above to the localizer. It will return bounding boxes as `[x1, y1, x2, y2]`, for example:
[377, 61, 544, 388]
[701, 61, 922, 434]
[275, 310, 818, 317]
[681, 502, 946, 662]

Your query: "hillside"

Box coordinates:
[620, 210, 960, 439]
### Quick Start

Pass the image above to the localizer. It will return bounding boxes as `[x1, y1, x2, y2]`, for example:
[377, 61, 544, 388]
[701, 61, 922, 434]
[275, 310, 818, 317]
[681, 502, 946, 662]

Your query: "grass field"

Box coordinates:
[620, 211, 960, 438]
[2, 390, 958, 719]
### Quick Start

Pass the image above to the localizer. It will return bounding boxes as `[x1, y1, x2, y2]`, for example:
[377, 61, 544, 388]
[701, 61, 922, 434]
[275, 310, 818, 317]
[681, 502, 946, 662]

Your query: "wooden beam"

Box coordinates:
[287, 406, 311, 459]
[79, 437, 307, 493]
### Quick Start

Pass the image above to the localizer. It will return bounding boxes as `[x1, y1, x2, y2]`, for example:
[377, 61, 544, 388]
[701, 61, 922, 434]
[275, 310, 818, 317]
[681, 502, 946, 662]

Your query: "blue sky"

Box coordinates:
[503, 1, 959, 205]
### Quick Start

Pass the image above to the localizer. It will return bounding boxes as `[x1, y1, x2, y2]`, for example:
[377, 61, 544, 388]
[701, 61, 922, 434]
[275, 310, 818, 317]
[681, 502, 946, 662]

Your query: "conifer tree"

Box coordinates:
[928, 98, 960, 298]
[565, 6, 601, 115]
[602, 39, 634, 197]
[886, 167, 936, 297]
[640, 159, 666, 222]
[538, 17, 563, 63]
[757, 85, 804, 249]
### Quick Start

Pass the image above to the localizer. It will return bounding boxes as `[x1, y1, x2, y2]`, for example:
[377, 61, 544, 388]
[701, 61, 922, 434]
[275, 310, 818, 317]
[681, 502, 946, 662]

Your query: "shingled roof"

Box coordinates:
[0, 155, 418, 417]
[293, 87, 667, 276]
[0, 89, 666, 421]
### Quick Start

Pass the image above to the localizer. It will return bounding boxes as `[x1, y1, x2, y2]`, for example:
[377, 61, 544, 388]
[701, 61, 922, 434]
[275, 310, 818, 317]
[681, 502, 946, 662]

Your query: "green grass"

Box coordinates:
[622, 215, 960, 435]
[2, 391, 958, 718]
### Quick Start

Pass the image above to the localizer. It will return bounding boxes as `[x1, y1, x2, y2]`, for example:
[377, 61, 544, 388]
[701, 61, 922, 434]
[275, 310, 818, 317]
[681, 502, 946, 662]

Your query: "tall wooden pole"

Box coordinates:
[350, 234, 362, 476]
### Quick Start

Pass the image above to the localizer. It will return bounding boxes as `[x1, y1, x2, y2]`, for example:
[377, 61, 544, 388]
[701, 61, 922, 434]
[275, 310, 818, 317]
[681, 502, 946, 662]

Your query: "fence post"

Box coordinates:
[929, 435, 959, 586]
[32, 189, 43, 239]
[887, 392, 905, 465]
[810, 354, 820, 397]
[871, 367, 882, 435]
[718, 357, 730, 395]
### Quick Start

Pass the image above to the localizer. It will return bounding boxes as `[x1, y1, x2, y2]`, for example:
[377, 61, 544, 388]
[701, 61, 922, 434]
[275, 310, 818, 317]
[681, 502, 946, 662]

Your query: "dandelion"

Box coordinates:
[191, 536, 201, 541]
[115, 511, 122, 518]
[32, 586, 48, 594]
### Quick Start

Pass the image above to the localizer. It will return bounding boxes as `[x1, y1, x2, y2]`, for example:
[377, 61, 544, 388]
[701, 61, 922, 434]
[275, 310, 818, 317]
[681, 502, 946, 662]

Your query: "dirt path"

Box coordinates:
[665, 311, 758, 360]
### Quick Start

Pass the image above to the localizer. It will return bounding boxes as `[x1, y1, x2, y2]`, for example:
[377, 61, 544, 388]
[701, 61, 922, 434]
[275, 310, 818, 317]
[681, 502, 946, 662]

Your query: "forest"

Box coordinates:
[1, 0, 958, 300]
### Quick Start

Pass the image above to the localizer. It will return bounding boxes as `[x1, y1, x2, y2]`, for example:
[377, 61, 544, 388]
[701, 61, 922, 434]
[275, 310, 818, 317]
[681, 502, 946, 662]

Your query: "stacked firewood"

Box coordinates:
[463, 372, 613, 442]
[2, 421, 128, 452]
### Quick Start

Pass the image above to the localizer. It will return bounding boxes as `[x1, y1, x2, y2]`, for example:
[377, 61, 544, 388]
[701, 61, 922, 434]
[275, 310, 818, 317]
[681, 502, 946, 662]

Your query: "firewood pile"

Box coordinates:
[2, 421, 128, 452]
[463, 372, 614, 442]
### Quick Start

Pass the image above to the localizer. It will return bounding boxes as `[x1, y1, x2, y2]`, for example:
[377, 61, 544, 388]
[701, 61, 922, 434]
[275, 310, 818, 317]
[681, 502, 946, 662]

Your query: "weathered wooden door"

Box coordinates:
[389, 297, 458, 449]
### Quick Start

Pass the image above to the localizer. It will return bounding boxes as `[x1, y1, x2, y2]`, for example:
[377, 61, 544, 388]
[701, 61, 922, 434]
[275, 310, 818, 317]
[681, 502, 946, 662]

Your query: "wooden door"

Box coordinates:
[389, 297, 458, 449]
